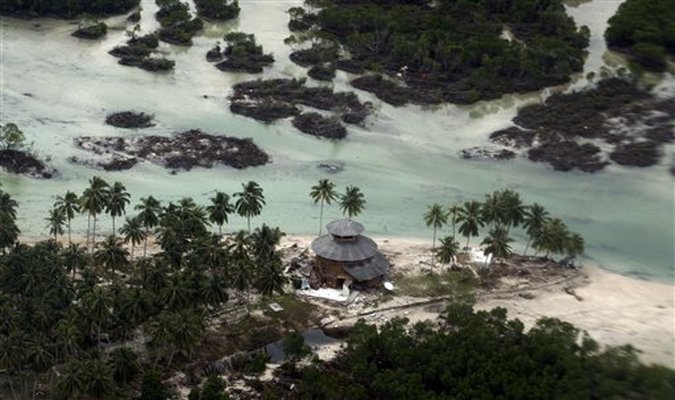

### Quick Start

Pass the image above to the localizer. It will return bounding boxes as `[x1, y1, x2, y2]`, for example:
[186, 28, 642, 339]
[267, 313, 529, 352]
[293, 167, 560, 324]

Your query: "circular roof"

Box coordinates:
[326, 219, 364, 237]
[311, 234, 378, 262]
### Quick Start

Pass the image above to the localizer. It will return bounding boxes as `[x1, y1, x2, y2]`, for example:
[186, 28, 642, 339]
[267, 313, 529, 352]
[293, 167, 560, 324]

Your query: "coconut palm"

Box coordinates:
[55, 313, 83, 358]
[501, 189, 526, 233]
[447, 204, 461, 240]
[0, 189, 19, 220]
[564, 232, 585, 259]
[481, 226, 513, 266]
[206, 191, 233, 236]
[532, 218, 569, 258]
[54, 191, 80, 245]
[94, 235, 129, 280]
[54, 360, 85, 400]
[106, 181, 131, 237]
[135, 196, 162, 258]
[82, 356, 115, 398]
[234, 181, 266, 232]
[80, 176, 110, 253]
[436, 236, 459, 265]
[63, 243, 88, 279]
[339, 185, 366, 219]
[81, 287, 112, 343]
[456, 200, 484, 248]
[424, 203, 448, 265]
[310, 179, 338, 236]
[481, 191, 506, 229]
[0, 212, 19, 254]
[120, 216, 146, 262]
[522, 203, 550, 256]
[109, 347, 140, 384]
[46, 207, 66, 241]
[0, 331, 27, 400]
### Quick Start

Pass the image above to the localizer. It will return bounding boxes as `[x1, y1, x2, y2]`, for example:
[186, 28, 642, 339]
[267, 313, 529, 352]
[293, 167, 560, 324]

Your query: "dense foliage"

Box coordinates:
[155, 0, 204, 46]
[605, 0, 675, 71]
[194, 0, 240, 21]
[1, 0, 139, 18]
[290, 0, 590, 104]
[0, 178, 285, 399]
[269, 305, 675, 399]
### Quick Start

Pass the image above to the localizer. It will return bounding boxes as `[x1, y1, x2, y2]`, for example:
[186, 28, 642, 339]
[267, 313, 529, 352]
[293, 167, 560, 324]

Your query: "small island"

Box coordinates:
[0, 123, 55, 179]
[71, 21, 107, 40]
[209, 32, 274, 73]
[105, 111, 155, 129]
[109, 32, 175, 72]
[229, 78, 372, 137]
[155, 0, 204, 46]
[194, 0, 240, 21]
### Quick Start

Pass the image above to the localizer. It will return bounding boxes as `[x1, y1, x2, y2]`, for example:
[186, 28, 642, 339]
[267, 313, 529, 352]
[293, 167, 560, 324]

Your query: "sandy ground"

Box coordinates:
[280, 235, 675, 368]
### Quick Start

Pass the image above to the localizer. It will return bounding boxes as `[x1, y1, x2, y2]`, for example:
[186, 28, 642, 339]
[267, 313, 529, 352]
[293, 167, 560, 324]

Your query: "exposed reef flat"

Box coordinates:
[483, 78, 674, 173]
[73, 129, 269, 172]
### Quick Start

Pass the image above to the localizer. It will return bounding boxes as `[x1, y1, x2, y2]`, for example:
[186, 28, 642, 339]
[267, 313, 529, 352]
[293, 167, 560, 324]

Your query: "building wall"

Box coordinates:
[315, 256, 382, 288]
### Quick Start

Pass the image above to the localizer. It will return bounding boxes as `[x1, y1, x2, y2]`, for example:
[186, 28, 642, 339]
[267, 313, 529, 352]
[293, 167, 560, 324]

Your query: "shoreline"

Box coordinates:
[14, 233, 675, 367]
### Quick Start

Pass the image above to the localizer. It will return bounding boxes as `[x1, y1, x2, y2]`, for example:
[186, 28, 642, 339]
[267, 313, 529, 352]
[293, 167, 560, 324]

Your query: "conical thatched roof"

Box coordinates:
[326, 219, 364, 237]
[311, 234, 378, 262]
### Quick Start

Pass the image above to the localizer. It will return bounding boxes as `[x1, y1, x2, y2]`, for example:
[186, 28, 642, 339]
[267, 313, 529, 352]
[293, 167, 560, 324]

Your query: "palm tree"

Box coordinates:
[234, 181, 266, 232]
[109, 347, 140, 384]
[501, 189, 526, 234]
[0, 331, 27, 400]
[424, 203, 448, 265]
[54, 360, 85, 400]
[522, 203, 549, 256]
[339, 185, 366, 219]
[310, 179, 338, 236]
[447, 204, 461, 240]
[456, 200, 484, 248]
[55, 191, 80, 245]
[106, 181, 131, 237]
[436, 236, 459, 265]
[532, 218, 568, 258]
[94, 235, 130, 281]
[481, 226, 513, 266]
[0, 189, 19, 220]
[55, 313, 83, 358]
[81, 287, 112, 344]
[0, 212, 19, 254]
[63, 243, 88, 279]
[120, 216, 146, 262]
[135, 196, 162, 257]
[564, 232, 585, 259]
[80, 176, 110, 253]
[46, 207, 66, 241]
[481, 191, 506, 229]
[206, 191, 233, 236]
[82, 356, 115, 398]
[228, 231, 253, 306]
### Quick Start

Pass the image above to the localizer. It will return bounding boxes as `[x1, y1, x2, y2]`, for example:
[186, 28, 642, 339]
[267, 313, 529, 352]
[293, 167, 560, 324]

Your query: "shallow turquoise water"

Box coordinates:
[0, 1, 673, 281]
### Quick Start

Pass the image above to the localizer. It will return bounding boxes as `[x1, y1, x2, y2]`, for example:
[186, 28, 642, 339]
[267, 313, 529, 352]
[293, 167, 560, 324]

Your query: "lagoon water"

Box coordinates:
[0, 1, 673, 281]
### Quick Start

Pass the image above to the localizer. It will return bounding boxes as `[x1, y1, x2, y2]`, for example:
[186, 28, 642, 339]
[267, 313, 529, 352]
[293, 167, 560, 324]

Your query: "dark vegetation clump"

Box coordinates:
[257, 306, 675, 399]
[605, 0, 675, 72]
[288, 0, 590, 106]
[229, 78, 372, 137]
[110, 33, 174, 72]
[292, 113, 347, 139]
[72, 22, 107, 39]
[194, 0, 240, 21]
[486, 78, 675, 173]
[289, 44, 339, 67]
[308, 64, 336, 81]
[155, 0, 203, 46]
[1, 0, 139, 18]
[105, 111, 155, 129]
[210, 32, 274, 73]
[0, 149, 55, 178]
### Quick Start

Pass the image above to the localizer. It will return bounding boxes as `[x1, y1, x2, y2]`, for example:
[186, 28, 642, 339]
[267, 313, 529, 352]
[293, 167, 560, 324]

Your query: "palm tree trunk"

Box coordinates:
[452, 222, 456, 240]
[523, 237, 532, 256]
[466, 235, 470, 248]
[86, 213, 91, 252]
[8, 376, 16, 400]
[112, 216, 116, 238]
[67, 218, 72, 245]
[247, 216, 251, 233]
[143, 227, 149, 258]
[318, 200, 324, 236]
[431, 227, 437, 266]
[218, 224, 222, 237]
[91, 215, 97, 254]
[130, 243, 134, 262]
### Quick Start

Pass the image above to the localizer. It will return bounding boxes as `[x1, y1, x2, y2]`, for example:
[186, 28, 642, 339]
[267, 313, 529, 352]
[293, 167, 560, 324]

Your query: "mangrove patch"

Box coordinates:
[287, 0, 590, 106]
[0, 149, 55, 179]
[155, 0, 204, 46]
[209, 32, 274, 74]
[229, 78, 372, 137]
[109, 33, 175, 72]
[485, 78, 674, 173]
[73, 129, 269, 172]
[105, 111, 155, 129]
[71, 22, 107, 40]
[194, 0, 240, 21]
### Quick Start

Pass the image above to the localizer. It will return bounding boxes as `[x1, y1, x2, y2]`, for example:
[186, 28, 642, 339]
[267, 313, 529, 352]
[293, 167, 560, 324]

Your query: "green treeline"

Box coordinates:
[1, 0, 139, 18]
[295, 0, 589, 101]
[605, 0, 675, 71]
[270, 306, 675, 399]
